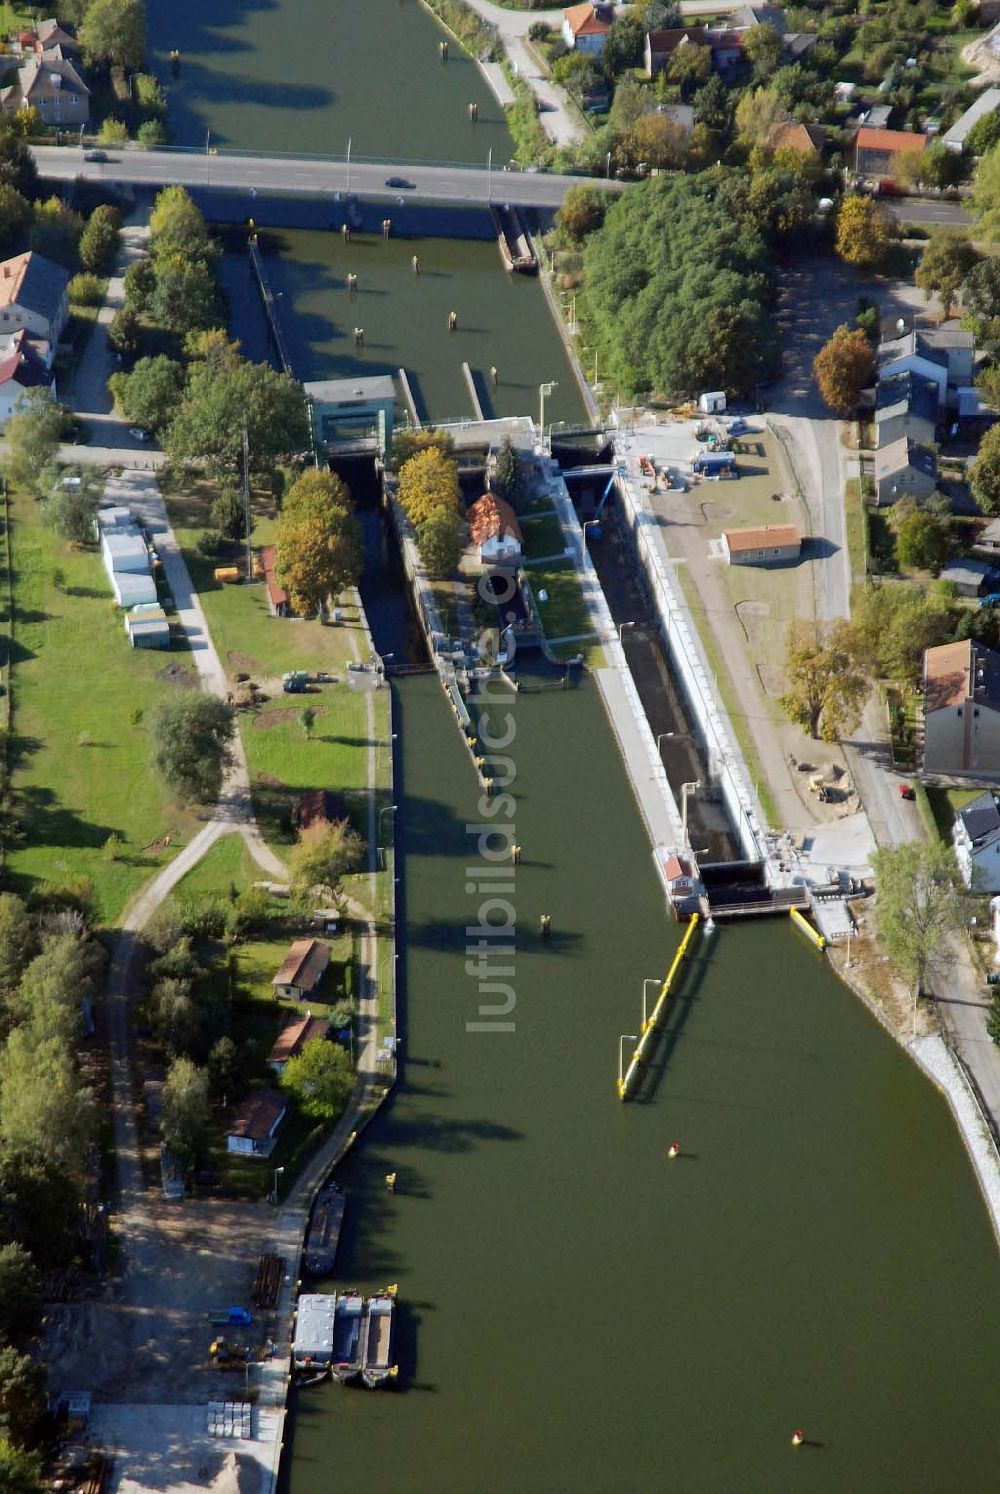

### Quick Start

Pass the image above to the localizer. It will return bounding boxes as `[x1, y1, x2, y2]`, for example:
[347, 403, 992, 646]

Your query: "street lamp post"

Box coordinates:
[642, 979, 660, 1030]
[271, 1164, 285, 1207]
[605, 151, 612, 179]
[538, 381, 558, 439]
[617, 621, 635, 644]
[346, 135, 352, 195]
[379, 804, 398, 836]
[582, 518, 601, 546]
[618, 1033, 638, 1094]
[487, 146, 492, 205]
[680, 780, 702, 847]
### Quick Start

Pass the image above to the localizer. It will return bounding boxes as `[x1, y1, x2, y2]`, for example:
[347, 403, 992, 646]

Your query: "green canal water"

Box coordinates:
[147, 0, 511, 161]
[284, 675, 1000, 1493]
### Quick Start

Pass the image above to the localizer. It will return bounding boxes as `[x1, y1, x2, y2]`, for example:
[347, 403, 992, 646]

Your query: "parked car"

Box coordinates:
[129, 427, 150, 442]
[83, 149, 108, 163]
[898, 784, 916, 801]
[384, 176, 414, 189]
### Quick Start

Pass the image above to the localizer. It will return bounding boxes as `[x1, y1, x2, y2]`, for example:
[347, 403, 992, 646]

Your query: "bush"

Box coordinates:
[137, 119, 169, 148]
[97, 117, 130, 145]
[196, 531, 223, 556]
[68, 272, 103, 307]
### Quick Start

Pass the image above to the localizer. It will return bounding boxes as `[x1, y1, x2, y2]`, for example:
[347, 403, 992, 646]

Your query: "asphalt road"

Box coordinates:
[892, 195, 972, 227]
[31, 144, 617, 210]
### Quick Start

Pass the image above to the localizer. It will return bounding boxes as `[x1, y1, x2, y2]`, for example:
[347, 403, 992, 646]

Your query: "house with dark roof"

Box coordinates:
[267, 1014, 330, 1075]
[973, 517, 1000, 559]
[0, 54, 89, 125]
[0, 251, 69, 357]
[468, 493, 523, 564]
[769, 121, 826, 157]
[938, 559, 996, 598]
[874, 370, 938, 450]
[874, 436, 937, 506]
[0, 328, 53, 427]
[953, 792, 1000, 889]
[644, 26, 709, 75]
[923, 639, 1000, 775]
[225, 1089, 287, 1157]
[272, 938, 331, 1000]
[854, 126, 925, 176]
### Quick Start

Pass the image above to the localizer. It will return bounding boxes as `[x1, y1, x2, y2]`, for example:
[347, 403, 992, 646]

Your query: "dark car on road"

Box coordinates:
[83, 149, 108, 162]
[384, 176, 414, 189]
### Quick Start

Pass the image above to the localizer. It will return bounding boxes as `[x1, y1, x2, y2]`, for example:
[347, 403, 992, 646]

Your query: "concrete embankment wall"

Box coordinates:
[613, 467, 765, 863]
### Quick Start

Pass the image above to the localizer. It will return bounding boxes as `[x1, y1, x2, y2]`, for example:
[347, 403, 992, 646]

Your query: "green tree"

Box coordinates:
[970, 423, 1000, 516]
[281, 1038, 354, 1121]
[965, 110, 1000, 158]
[0, 1154, 82, 1270]
[418, 504, 464, 578]
[915, 229, 979, 318]
[123, 257, 156, 313]
[0, 127, 36, 200]
[872, 842, 963, 1007]
[166, 358, 309, 477]
[556, 183, 606, 244]
[667, 38, 712, 94]
[734, 84, 788, 146]
[137, 118, 169, 148]
[850, 582, 952, 685]
[10, 932, 102, 1047]
[0, 896, 35, 996]
[81, 0, 145, 69]
[3, 390, 69, 498]
[812, 324, 876, 414]
[107, 304, 141, 357]
[206, 1035, 246, 1102]
[27, 195, 82, 268]
[0, 1031, 93, 1177]
[835, 193, 897, 270]
[78, 203, 121, 274]
[744, 22, 785, 79]
[972, 141, 1000, 241]
[490, 437, 525, 510]
[0, 1246, 42, 1348]
[161, 1057, 210, 1168]
[210, 485, 246, 541]
[149, 692, 235, 804]
[110, 354, 185, 433]
[779, 619, 868, 741]
[894, 508, 950, 571]
[40, 474, 100, 546]
[68, 272, 103, 306]
[298, 706, 316, 739]
[97, 117, 130, 145]
[387, 426, 454, 473]
[0, 1348, 44, 1449]
[962, 253, 1000, 356]
[149, 185, 214, 265]
[0, 186, 30, 254]
[149, 258, 218, 336]
[582, 174, 778, 399]
[288, 819, 365, 896]
[0, 1440, 43, 1494]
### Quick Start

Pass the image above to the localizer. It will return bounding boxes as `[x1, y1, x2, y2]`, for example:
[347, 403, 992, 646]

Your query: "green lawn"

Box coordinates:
[168, 834, 262, 905]
[925, 784, 982, 842]
[5, 493, 201, 923]
[525, 559, 596, 643]
[844, 479, 867, 586]
[521, 512, 567, 560]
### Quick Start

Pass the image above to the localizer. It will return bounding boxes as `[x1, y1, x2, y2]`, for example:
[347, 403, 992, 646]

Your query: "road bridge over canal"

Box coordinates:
[31, 144, 622, 212]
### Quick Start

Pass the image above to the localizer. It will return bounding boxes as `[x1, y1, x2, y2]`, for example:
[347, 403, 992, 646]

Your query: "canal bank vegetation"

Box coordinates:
[420, 0, 499, 60]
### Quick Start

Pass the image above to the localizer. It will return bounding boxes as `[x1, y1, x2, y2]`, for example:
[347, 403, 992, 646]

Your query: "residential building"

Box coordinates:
[942, 87, 1000, 152]
[272, 938, 331, 1000]
[854, 126, 926, 176]
[874, 436, 937, 506]
[0, 55, 89, 125]
[877, 325, 978, 417]
[267, 1013, 330, 1075]
[922, 638, 1000, 775]
[877, 329, 948, 404]
[259, 544, 289, 617]
[953, 792, 1000, 890]
[917, 324, 975, 390]
[562, 2, 616, 54]
[938, 559, 996, 598]
[225, 1089, 287, 1158]
[644, 27, 709, 76]
[874, 369, 938, 450]
[973, 517, 1000, 558]
[769, 121, 826, 157]
[15, 19, 81, 59]
[720, 523, 801, 566]
[0, 251, 70, 354]
[468, 493, 523, 564]
[0, 328, 53, 427]
[862, 104, 893, 130]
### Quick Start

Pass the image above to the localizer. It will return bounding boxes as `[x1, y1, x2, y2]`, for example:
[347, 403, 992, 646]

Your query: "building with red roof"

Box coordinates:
[562, 2, 616, 55]
[468, 493, 523, 564]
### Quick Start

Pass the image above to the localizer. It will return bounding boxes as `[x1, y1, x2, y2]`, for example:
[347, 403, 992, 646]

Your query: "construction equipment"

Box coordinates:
[282, 670, 309, 694]
[209, 1338, 251, 1371]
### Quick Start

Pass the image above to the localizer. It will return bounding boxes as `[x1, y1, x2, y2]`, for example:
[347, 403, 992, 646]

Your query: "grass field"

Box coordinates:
[526, 559, 595, 642]
[5, 492, 202, 923]
[521, 512, 567, 560]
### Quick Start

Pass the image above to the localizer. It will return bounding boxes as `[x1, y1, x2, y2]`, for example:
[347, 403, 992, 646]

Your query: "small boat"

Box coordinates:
[304, 1183, 346, 1277]
[330, 1293, 365, 1383]
[361, 1287, 398, 1389]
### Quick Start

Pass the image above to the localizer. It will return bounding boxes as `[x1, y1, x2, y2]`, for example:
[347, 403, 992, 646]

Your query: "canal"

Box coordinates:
[146, 0, 1000, 1484]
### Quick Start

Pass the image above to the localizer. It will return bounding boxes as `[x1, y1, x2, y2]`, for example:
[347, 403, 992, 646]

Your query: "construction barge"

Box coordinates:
[293, 1290, 398, 1388]
[490, 204, 537, 274]
[303, 1181, 346, 1277]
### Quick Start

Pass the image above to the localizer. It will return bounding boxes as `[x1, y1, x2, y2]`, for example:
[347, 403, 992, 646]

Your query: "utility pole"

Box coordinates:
[242, 420, 253, 583]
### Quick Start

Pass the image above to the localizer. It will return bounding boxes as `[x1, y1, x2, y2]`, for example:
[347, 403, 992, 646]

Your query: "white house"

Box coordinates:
[468, 493, 523, 564]
[225, 1089, 287, 1158]
[562, 2, 615, 54]
[953, 792, 1000, 891]
[0, 329, 53, 428]
[0, 251, 70, 357]
[922, 638, 1000, 775]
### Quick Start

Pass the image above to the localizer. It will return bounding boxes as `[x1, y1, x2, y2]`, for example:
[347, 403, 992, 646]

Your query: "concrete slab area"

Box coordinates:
[92, 1403, 283, 1494]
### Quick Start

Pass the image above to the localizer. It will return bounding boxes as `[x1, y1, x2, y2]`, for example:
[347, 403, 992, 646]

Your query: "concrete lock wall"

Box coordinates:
[613, 472, 765, 863]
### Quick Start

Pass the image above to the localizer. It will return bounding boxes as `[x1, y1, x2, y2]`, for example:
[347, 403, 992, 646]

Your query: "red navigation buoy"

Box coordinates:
[667, 1142, 681, 1160]
[791, 1430, 804, 1448]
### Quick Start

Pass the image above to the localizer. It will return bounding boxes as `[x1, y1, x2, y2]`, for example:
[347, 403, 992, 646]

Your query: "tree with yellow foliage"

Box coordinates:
[835, 193, 897, 271]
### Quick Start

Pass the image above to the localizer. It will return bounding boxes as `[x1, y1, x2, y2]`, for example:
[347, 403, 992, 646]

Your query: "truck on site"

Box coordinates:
[282, 670, 309, 694]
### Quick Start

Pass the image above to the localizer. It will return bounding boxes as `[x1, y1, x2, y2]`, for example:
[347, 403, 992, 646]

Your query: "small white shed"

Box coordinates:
[111, 570, 157, 608]
[101, 526, 149, 575]
[699, 391, 726, 414]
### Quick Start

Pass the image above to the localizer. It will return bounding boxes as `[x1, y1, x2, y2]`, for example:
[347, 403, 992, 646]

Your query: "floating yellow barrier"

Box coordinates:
[789, 906, 826, 951]
[618, 914, 700, 1101]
